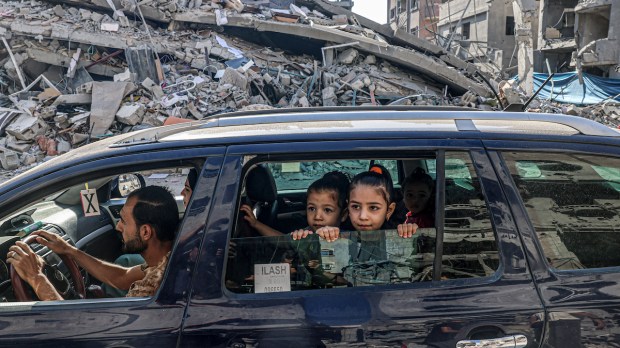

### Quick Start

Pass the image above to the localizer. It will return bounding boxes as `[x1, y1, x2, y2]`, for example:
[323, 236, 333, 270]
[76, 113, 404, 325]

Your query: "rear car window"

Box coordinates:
[226, 152, 498, 294]
[503, 152, 620, 270]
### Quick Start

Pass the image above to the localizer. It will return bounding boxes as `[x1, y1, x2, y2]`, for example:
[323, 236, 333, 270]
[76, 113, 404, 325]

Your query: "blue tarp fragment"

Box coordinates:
[533, 72, 620, 105]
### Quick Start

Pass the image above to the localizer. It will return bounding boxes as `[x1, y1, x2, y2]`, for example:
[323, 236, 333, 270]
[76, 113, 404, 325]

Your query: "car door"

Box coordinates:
[487, 140, 620, 347]
[0, 147, 223, 347]
[181, 138, 545, 348]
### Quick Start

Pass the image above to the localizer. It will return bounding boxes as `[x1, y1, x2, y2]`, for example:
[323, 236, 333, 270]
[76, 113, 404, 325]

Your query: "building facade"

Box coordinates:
[387, 0, 441, 43]
[435, 0, 516, 75]
[538, 0, 619, 78]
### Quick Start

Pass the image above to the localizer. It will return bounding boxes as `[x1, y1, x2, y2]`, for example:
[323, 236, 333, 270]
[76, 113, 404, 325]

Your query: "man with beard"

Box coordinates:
[7, 186, 179, 300]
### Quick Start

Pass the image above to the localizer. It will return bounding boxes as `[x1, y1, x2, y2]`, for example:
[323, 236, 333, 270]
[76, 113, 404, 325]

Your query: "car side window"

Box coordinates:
[225, 152, 499, 294]
[503, 152, 620, 270]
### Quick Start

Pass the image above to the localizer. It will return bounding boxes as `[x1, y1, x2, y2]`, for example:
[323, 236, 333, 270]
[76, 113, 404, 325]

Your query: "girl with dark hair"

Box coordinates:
[401, 167, 435, 229]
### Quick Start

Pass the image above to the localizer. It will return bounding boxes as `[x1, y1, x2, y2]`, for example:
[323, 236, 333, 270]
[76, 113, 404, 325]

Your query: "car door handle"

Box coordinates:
[456, 334, 527, 348]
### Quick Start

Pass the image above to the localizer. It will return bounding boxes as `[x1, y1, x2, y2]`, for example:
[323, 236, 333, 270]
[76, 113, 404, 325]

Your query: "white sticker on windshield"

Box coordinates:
[80, 188, 101, 217]
[254, 263, 291, 293]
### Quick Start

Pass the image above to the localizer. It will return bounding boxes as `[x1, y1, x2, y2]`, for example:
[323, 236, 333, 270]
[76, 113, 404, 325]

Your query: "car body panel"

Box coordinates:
[181, 139, 545, 348]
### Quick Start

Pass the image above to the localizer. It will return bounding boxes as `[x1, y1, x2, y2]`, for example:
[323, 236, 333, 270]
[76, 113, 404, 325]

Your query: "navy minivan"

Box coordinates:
[0, 106, 619, 348]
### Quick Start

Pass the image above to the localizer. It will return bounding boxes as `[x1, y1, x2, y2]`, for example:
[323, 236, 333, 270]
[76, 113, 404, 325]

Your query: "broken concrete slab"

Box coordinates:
[0, 147, 19, 170]
[52, 94, 93, 106]
[5, 114, 48, 141]
[116, 104, 146, 125]
[173, 11, 490, 96]
[219, 67, 248, 89]
[90, 82, 135, 136]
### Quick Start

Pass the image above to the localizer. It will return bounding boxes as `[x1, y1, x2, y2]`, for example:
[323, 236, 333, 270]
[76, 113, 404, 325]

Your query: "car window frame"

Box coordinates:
[0, 147, 224, 310]
[486, 139, 620, 278]
[214, 139, 525, 300]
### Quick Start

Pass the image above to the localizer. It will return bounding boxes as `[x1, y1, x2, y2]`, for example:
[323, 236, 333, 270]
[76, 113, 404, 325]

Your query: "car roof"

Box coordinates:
[111, 106, 620, 147]
[2, 107, 619, 195]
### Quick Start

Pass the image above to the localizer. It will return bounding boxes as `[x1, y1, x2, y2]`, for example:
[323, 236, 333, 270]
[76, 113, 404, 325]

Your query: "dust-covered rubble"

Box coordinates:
[0, 0, 613, 181]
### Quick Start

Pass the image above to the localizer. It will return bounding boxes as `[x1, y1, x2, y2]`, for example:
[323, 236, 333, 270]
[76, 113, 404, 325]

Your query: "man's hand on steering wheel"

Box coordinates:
[7, 231, 85, 301]
[7, 241, 46, 285]
[33, 230, 76, 256]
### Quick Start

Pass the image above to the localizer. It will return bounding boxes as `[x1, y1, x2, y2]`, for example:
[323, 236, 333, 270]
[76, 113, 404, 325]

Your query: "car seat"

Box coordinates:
[244, 164, 279, 229]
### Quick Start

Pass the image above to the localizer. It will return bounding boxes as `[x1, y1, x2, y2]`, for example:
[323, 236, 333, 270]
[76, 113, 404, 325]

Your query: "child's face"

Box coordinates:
[348, 185, 395, 231]
[403, 182, 432, 214]
[306, 191, 345, 232]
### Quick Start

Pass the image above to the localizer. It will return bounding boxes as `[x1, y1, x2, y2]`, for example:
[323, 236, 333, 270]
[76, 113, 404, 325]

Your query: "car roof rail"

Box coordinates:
[111, 106, 619, 147]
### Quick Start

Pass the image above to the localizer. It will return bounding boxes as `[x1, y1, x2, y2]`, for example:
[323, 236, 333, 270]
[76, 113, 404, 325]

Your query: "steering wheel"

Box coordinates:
[10, 232, 86, 301]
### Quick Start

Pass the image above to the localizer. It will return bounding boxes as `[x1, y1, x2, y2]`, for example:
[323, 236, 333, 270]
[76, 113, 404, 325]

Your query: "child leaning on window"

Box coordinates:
[241, 171, 351, 288]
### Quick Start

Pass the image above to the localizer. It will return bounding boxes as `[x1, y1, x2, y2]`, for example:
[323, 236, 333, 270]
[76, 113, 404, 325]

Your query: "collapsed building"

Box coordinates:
[0, 0, 617, 180]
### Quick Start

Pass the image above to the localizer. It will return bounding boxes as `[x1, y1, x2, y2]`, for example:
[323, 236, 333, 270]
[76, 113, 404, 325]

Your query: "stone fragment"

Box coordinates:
[101, 22, 120, 32]
[280, 74, 291, 86]
[0, 148, 19, 170]
[545, 27, 561, 39]
[114, 69, 132, 82]
[219, 67, 248, 89]
[5, 114, 48, 141]
[332, 14, 348, 24]
[116, 104, 145, 125]
[53, 5, 65, 17]
[338, 48, 358, 65]
[322, 87, 337, 106]
[364, 55, 377, 65]
[57, 139, 71, 154]
[142, 77, 165, 101]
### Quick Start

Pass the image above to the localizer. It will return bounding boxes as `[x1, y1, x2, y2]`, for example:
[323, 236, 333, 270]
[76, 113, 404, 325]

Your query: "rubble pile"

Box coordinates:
[2, 0, 485, 179]
[3, 0, 612, 182]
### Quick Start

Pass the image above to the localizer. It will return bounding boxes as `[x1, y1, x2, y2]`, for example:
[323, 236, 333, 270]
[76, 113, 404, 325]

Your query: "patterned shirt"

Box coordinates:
[127, 251, 170, 297]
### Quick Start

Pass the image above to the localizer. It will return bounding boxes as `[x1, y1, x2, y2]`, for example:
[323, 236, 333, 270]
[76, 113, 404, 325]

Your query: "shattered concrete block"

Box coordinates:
[52, 94, 92, 106]
[36, 106, 56, 119]
[37, 88, 61, 101]
[350, 79, 364, 91]
[0, 148, 19, 170]
[219, 67, 248, 89]
[332, 14, 348, 24]
[54, 113, 70, 129]
[322, 87, 337, 106]
[75, 82, 93, 94]
[79, 9, 92, 20]
[564, 105, 581, 116]
[91, 12, 104, 23]
[364, 55, 377, 65]
[7, 140, 32, 153]
[298, 96, 310, 107]
[116, 104, 146, 125]
[71, 133, 89, 145]
[21, 153, 36, 166]
[101, 22, 120, 32]
[338, 48, 358, 65]
[53, 5, 65, 17]
[281, 74, 291, 86]
[114, 69, 132, 82]
[57, 139, 71, 155]
[142, 77, 165, 101]
[191, 58, 207, 70]
[5, 114, 48, 141]
[545, 27, 561, 39]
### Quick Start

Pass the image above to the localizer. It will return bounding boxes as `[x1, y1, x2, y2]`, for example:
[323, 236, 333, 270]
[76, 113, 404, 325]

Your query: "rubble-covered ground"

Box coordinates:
[0, 0, 618, 184]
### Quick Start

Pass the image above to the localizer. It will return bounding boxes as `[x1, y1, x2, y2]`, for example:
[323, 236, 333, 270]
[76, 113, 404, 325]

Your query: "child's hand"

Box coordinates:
[397, 223, 418, 238]
[239, 204, 257, 227]
[291, 229, 313, 240]
[316, 226, 340, 242]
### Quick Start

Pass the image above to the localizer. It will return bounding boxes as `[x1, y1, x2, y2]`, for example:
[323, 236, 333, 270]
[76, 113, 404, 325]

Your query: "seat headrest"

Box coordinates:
[246, 164, 277, 202]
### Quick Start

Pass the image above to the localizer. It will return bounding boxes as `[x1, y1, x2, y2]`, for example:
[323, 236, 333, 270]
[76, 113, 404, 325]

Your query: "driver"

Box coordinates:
[6, 186, 179, 301]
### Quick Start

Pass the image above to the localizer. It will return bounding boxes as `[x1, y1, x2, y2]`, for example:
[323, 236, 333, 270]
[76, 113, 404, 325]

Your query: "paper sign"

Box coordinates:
[281, 162, 300, 173]
[254, 263, 291, 293]
[80, 188, 101, 217]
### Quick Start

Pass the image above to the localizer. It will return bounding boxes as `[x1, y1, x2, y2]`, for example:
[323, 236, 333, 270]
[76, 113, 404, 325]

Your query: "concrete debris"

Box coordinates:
[0, 0, 602, 180]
